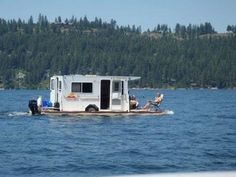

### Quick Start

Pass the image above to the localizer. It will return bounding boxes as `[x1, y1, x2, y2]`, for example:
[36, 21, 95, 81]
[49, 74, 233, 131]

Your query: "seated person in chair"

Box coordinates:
[142, 93, 163, 110]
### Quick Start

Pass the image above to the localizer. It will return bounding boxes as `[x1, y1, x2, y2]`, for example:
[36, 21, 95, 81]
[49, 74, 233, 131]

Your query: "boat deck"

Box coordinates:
[41, 109, 167, 116]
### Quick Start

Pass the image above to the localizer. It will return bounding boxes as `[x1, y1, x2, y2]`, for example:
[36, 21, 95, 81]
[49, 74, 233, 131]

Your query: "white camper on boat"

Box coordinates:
[49, 75, 140, 112]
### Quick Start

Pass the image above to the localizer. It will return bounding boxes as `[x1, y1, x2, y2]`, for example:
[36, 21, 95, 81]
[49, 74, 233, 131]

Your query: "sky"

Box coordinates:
[0, 0, 235, 32]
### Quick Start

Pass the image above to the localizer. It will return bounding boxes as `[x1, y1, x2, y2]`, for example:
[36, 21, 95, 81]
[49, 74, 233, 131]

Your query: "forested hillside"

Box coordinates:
[0, 15, 236, 89]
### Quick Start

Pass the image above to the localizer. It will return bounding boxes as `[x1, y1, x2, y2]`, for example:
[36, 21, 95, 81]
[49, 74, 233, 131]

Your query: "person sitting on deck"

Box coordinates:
[142, 93, 164, 110]
[130, 95, 139, 109]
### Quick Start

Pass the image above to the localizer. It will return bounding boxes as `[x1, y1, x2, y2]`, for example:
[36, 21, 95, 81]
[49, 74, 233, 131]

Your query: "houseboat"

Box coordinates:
[28, 74, 167, 116]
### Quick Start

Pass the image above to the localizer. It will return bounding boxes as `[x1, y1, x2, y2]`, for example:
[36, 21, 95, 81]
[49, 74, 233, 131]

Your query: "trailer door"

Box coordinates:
[100, 80, 110, 109]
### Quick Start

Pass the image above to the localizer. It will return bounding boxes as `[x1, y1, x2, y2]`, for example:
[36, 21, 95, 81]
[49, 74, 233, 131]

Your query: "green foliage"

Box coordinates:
[0, 16, 235, 89]
[227, 25, 236, 33]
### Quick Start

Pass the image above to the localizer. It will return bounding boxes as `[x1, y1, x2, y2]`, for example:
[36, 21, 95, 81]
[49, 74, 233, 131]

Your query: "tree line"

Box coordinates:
[0, 15, 235, 89]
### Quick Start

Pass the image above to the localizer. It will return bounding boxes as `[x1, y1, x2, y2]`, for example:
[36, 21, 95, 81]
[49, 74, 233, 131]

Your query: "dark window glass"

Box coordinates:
[50, 79, 54, 90]
[121, 81, 124, 95]
[113, 82, 120, 92]
[82, 83, 93, 93]
[59, 81, 62, 90]
[72, 83, 81, 92]
[72, 82, 93, 93]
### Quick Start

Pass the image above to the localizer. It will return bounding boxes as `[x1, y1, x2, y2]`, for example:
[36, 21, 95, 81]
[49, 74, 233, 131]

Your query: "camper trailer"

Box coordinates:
[49, 75, 140, 112]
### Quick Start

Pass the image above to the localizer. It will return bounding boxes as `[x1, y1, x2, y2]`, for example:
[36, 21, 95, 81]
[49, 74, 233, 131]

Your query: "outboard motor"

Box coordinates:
[28, 100, 40, 115]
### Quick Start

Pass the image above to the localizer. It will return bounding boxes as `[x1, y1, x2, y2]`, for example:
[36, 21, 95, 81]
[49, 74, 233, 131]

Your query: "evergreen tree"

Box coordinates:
[0, 16, 235, 88]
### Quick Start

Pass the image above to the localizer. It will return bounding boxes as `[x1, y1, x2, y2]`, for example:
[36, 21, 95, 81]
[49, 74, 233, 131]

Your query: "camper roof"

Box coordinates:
[51, 75, 141, 81]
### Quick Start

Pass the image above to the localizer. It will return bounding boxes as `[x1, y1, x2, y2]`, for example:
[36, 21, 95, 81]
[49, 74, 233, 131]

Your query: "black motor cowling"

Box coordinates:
[28, 100, 39, 115]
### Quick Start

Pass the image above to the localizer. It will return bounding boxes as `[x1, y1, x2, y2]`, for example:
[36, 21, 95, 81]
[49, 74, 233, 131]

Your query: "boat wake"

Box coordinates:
[164, 110, 174, 115]
[0, 111, 29, 117]
[8, 111, 29, 117]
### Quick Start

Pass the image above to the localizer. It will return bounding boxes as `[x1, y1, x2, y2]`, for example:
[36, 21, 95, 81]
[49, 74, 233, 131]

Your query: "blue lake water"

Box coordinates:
[0, 89, 236, 176]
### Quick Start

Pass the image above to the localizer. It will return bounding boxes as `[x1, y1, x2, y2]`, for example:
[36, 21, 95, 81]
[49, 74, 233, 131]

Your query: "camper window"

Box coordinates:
[72, 83, 81, 92]
[82, 83, 93, 93]
[71, 82, 93, 93]
[113, 81, 120, 92]
[59, 81, 62, 91]
[50, 79, 54, 90]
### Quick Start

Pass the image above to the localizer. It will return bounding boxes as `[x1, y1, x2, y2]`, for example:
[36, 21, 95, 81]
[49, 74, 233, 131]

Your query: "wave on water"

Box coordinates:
[165, 110, 174, 115]
[7, 111, 29, 117]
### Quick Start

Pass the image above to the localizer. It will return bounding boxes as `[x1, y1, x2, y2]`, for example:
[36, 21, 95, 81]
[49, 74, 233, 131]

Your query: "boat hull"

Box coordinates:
[41, 110, 168, 116]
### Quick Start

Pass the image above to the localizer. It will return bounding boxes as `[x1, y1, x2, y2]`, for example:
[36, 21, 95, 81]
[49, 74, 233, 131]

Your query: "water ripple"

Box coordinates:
[0, 90, 236, 176]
